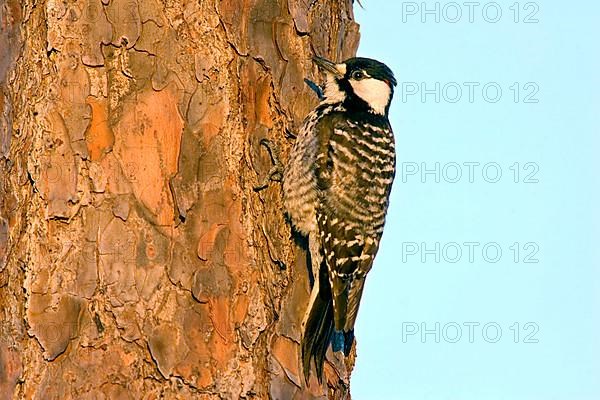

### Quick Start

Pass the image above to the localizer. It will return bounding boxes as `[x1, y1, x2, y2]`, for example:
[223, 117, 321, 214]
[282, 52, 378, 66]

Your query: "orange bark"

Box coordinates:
[0, 0, 360, 398]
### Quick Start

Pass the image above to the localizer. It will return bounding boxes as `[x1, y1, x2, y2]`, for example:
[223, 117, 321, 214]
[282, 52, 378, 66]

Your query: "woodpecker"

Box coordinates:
[282, 56, 397, 383]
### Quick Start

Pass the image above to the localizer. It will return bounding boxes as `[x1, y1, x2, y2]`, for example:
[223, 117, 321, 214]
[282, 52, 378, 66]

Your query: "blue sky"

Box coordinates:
[352, 1, 600, 399]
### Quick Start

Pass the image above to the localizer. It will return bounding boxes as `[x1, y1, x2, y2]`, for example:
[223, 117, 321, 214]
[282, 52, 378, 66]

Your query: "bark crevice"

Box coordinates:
[0, 0, 360, 398]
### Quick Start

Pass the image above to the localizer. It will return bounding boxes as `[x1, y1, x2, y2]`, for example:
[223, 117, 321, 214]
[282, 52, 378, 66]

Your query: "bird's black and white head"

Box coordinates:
[313, 56, 397, 116]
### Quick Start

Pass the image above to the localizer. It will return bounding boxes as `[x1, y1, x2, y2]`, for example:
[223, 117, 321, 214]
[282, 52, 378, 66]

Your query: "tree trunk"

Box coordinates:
[0, 0, 360, 398]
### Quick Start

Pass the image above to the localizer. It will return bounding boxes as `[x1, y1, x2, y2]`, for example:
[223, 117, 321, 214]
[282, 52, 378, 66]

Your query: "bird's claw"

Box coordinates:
[254, 139, 284, 191]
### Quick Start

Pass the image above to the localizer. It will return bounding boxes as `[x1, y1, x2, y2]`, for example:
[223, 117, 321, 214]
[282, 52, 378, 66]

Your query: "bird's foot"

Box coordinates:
[254, 138, 284, 191]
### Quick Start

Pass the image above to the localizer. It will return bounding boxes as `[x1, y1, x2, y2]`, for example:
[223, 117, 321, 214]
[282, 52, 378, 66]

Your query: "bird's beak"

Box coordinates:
[313, 56, 345, 78]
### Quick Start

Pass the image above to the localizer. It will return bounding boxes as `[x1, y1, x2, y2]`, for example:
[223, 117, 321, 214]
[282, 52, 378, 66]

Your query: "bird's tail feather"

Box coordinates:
[301, 281, 334, 384]
[343, 330, 354, 356]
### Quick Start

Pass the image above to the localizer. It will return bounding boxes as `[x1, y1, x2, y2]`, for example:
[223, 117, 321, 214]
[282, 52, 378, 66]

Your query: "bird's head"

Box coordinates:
[313, 56, 396, 116]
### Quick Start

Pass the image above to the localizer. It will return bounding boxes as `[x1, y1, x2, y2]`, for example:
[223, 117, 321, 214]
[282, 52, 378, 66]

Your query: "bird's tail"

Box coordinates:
[301, 266, 334, 384]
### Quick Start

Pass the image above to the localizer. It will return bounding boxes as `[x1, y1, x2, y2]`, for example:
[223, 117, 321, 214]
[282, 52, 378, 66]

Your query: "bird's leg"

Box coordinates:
[254, 138, 284, 191]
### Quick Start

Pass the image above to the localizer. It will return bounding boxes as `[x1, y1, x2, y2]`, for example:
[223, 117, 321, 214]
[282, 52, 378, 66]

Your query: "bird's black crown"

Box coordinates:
[343, 57, 397, 87]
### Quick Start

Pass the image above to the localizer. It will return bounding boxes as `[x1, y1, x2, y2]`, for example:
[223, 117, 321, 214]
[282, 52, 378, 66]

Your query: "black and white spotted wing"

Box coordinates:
[313, 111, 395, 334]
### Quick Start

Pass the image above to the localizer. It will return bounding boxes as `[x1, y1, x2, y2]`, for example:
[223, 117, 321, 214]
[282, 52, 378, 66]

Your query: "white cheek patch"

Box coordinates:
[349, 78, 391, 115]
[323, 74, 345, 104]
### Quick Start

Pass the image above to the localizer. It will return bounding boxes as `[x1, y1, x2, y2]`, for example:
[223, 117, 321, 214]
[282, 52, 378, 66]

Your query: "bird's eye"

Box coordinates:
[351, 70, 365, 80]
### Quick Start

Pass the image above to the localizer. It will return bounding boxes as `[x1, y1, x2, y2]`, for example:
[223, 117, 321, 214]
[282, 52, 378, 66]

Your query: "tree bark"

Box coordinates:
[0, 0, 360, 398]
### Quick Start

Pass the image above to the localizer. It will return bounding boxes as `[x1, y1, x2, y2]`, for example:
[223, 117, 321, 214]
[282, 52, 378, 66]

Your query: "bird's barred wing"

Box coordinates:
[316, 211, 379, 333]
[313, 114, 392, 333]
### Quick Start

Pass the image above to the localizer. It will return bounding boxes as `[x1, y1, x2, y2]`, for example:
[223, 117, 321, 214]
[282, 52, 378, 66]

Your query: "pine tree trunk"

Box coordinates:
[0, 0, 360, 398]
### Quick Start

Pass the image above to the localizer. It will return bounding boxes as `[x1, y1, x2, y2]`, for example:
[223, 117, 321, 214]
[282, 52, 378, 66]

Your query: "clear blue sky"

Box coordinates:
[352, 1, 600, 399]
